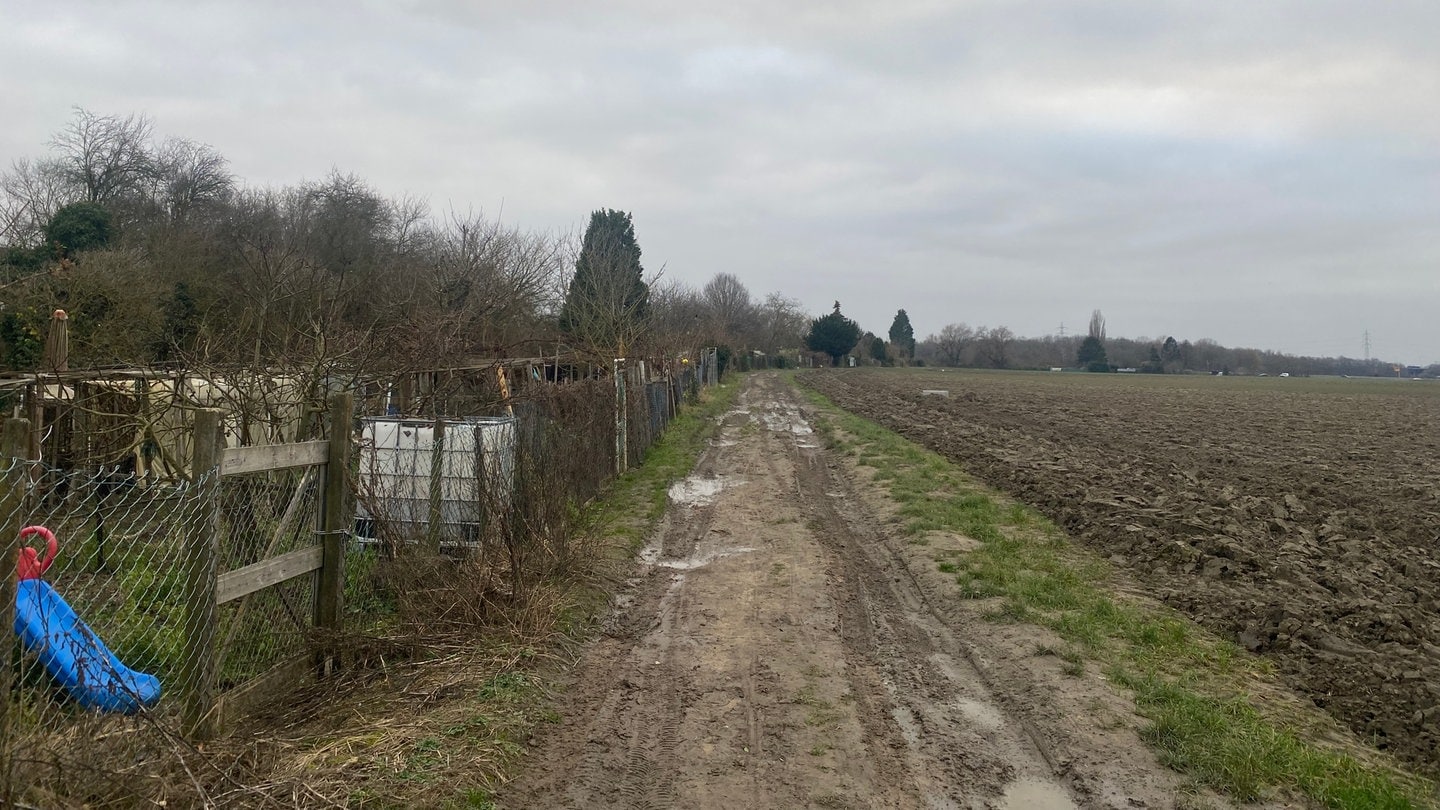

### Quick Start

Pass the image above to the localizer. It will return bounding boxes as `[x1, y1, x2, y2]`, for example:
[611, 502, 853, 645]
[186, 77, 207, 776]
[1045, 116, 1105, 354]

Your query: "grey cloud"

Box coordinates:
[1, 0, 1437, 360]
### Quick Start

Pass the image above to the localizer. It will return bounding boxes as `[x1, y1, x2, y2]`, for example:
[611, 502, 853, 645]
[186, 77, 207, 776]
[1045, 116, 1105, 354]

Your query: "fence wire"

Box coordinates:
[0, 458, 209, 801]
[216, 465, 323, 687]
[6, 460, 201, 711]
[0, 456, 333, 722]
[0, 362, 722, 803]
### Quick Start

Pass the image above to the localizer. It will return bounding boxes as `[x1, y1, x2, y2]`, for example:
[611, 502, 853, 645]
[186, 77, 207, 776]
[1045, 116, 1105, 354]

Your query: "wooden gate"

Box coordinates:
[178, 392, 353, 738]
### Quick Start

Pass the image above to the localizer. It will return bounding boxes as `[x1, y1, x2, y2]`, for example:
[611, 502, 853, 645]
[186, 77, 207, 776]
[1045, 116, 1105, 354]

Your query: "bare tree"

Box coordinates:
[1, 157, 74, 248]
[1191, 338, 1223, 373]
[649, 278, 709, 354]
[931, 322, 975, 367]
[978, 325, 1015, 369]
[306, 170, 390, 276]
[49, 108, 155, 203]
[386, 194, 431, 255]
[758, 292, 808, 355]
[150, 137, 233, 223]
[1088, 309, 1107, 342]
[701, 272, 756, 346]
[218, 186, 331, 365]
[417, 209, 568, 358]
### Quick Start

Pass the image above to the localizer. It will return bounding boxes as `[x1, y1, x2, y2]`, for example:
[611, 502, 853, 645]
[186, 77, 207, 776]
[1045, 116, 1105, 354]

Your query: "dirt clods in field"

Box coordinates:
[807, 368, 1440, 775]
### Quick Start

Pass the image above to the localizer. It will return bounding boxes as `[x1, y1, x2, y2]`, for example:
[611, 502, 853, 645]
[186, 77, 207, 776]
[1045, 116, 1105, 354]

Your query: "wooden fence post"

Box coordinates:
[22, 385, 41, 469]
[314, 392, 351, 671]
[428, 417, 446, 551]
[614, 359, 627, 474]
[181, 409, 223, 739]
[0, 418, 31, 804]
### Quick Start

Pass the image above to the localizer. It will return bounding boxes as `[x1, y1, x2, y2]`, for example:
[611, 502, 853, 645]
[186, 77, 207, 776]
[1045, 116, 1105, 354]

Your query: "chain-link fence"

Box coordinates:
[0, 456, 208, 801]
[215, 463, 323, 689]
[0, 361, 721, 803]
[0, 394, 347, 802]
[7, 460, 200, 706]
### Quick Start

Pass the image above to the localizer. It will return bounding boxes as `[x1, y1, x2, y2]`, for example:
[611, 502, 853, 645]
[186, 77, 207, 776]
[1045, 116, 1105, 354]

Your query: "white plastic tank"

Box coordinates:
[354, 416, 516, 545]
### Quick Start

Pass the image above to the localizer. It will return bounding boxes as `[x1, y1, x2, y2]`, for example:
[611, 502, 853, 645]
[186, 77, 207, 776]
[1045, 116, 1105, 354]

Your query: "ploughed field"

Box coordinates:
[804, 368, 1440, 773]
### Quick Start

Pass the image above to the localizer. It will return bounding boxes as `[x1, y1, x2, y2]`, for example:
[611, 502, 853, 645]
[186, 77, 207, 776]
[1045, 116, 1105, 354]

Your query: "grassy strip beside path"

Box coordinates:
[583, 378, 743, 555]
[797, 381, 1433, 810]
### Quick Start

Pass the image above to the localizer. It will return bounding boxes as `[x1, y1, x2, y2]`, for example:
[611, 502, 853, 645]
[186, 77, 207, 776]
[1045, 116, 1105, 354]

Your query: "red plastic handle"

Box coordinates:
[17, 525, 57, 581]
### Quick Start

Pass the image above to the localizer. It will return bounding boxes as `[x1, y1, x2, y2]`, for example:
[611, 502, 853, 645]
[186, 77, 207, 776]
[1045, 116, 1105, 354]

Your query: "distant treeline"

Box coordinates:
[913, 324, 1423, 377]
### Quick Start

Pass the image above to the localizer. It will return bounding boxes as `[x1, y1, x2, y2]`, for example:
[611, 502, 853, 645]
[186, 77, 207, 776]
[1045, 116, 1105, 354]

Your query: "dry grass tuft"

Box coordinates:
[191, 630, 577, 808]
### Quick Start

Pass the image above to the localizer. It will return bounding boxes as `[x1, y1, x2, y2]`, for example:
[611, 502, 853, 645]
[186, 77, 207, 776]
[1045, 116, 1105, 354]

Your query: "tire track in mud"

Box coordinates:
[537, 407, 738, 810]
[776, 376, 1075, 809]
[500, 374, 1192, 809]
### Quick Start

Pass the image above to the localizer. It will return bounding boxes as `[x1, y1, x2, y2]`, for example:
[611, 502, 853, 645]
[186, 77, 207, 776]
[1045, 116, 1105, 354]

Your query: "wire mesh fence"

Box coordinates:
[0, 457, 206, 802]
[215, 465, 324, 689]
[0, 360, 724, 803]
[6, 460, 200, 713]
[0, 430, 342, 787]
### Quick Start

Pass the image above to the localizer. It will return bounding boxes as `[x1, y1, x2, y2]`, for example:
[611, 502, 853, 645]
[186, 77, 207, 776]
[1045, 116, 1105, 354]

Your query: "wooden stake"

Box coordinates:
[496, 366, 515, 418]
[181, 409, 223, 739]
[315, 392, 352, 672]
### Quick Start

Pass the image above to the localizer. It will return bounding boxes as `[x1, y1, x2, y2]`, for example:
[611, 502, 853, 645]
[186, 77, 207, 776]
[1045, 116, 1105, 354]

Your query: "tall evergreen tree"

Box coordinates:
[1079, 308, 1109, 371]
[559, 209, 650, 354]
[888, 309, 916, 363]
[1078, 335, 1108, 371]
[805, 301, 861, 366]
[867, 332, 889, 364]
[1160, 335, 1183, 372]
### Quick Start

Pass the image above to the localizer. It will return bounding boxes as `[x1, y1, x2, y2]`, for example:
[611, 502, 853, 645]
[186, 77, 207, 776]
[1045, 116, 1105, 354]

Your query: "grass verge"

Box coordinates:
[796, 380, 1433, 810]
[584, 379, 744, 553]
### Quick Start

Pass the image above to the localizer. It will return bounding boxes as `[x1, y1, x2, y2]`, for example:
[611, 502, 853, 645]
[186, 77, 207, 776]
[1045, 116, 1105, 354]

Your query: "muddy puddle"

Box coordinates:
[998, 778, 1076, 809]
[666, 473, 740, 507]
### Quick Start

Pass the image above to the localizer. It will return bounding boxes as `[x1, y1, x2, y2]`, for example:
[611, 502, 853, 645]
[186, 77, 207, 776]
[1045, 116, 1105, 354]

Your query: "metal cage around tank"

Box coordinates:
[353, 416, 517, 548]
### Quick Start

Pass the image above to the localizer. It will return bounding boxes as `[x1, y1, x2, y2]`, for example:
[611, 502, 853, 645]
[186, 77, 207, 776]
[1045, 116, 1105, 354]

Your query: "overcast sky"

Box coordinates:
[3, 1, 1438, 361]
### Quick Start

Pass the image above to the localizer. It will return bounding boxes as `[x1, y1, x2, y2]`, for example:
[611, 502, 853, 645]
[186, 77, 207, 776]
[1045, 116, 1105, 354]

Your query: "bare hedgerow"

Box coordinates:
[348, 376, 616, 641]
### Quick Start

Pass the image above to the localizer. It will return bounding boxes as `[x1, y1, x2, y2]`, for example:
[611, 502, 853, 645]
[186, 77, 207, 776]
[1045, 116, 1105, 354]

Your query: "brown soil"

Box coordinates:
[497, 373, 1210, 809]
[803, 368, 1440, 776]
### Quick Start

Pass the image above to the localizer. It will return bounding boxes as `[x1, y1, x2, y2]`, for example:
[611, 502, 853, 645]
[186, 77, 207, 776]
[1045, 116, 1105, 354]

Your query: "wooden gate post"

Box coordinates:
[427, 417, 446, 551]
[315, 392, 352, 665]
[614, 359, 627, 474]
[180, 409, 223, 739]
[0, 418, 32, 803]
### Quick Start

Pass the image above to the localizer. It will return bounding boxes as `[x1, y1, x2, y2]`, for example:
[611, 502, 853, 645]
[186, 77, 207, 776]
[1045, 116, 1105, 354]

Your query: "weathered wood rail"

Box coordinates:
[178, 392, 353, 738]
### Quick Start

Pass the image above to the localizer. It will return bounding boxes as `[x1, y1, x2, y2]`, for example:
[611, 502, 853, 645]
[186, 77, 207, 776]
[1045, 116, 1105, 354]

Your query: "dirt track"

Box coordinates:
[498, 373, 1199, 809]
